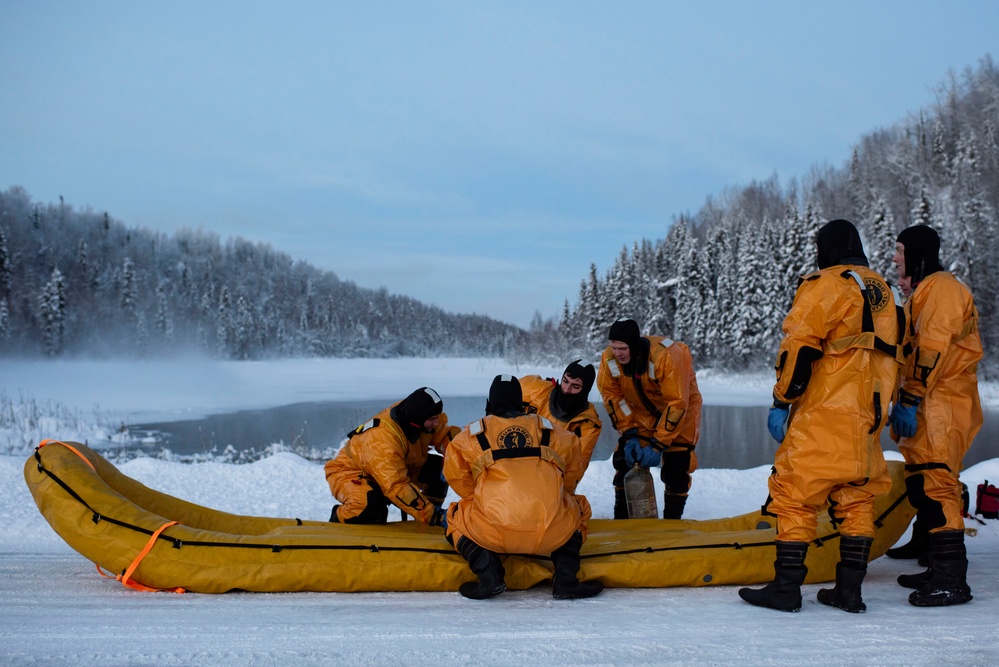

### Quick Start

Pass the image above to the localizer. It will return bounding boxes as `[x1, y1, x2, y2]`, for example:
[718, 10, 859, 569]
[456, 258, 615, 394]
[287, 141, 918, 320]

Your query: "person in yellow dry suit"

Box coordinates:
[596, 319, 702, 519]
[739, 219, 905, 613]
[887, 224, 982, 607]
[324, 387, 455, 525]
[442, 374, 603, 600]
[519, 360, 602, 492]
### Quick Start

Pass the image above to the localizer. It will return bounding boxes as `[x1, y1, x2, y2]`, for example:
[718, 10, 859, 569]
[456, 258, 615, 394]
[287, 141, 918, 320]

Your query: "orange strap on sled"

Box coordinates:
[37, 439, 96, 473]
[116, 520, 186, 594]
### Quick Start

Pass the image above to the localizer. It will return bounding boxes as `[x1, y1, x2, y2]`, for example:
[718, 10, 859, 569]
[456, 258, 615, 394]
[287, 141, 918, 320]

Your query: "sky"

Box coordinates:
[2, 358, 998, 665]
[2, 3, 998, 327]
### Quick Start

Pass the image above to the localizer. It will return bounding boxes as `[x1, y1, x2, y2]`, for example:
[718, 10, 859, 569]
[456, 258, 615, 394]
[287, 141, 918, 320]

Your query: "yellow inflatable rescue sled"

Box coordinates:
[24, 440, 916, 594]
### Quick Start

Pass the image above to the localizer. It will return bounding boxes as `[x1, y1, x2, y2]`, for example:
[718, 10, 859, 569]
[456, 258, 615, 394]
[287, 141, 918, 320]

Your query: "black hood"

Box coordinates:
[485, 374, 524, 417]
[896, 225, 943, 284]
[550, 360, 595, 421]
[392, 387, 443, 441]
[816, 219, 869, 270]
[608, 318, 648, 376]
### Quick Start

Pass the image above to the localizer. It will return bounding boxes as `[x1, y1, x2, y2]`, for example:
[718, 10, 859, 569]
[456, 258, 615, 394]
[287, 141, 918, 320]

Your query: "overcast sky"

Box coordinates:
[2, 2, 996, 327]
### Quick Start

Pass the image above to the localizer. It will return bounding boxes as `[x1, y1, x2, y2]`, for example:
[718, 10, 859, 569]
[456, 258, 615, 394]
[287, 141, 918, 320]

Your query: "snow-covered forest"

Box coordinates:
[0, 193, 522, 359]
[556, 58, 999, 371]
[2, 58, 997, 369]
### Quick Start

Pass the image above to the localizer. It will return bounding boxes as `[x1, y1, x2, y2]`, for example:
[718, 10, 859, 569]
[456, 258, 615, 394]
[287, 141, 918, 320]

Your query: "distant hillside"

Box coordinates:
[558, 56, 998, 372]
[0, 189, 522, 359]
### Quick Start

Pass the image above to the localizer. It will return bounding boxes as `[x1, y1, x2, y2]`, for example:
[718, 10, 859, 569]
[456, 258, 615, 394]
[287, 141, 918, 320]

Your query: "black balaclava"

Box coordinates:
[392, 387, 443, 441]
[550, 360, 596, 421]
[815, 219, 869, 270]
[485, 374, 524, 417]
[608, 318, 648, 376]
[896, 225, 943, 285]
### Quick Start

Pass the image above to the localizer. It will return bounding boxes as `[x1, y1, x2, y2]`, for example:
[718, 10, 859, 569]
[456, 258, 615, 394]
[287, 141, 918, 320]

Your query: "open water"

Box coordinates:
[126, 399, 999, 470]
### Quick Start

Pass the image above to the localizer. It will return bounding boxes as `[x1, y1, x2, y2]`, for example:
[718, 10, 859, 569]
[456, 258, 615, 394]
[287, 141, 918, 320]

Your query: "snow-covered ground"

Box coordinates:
[2, 358, 998, 666]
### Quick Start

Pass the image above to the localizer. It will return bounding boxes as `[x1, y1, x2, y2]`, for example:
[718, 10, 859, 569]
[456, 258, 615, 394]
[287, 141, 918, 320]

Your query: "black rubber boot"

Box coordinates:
[739, 541, 808, 612]
[662, 494, 687, 520]
[613, 486, 629, 519]
[551, 531, 604, 600]
[908, 530, 973, 607]
[886, 516, 928, 561]
[456, 536, 506, 600]
[897, 568, 932, 590]
[817, 535, 872, 613]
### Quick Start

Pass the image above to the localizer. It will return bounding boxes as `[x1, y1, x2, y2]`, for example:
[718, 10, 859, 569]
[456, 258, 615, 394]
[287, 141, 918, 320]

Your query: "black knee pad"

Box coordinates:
[612, 441, 629, 474]
[344, 487, 390, 524]
[418, 453, 447, 500]
[660, 450, 692, 494]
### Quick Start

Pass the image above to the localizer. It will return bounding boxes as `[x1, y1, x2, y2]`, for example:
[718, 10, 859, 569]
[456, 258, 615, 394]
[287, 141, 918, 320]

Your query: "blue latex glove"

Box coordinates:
[429, 505, 448, 529]
[623, 437, 642, 467]
[890, 403, 918, 439]
[638, 445, 661, 468]
[767, 406, 789, 443]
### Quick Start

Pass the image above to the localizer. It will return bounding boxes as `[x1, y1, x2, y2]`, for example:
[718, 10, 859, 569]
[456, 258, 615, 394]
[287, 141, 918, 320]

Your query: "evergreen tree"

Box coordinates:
[38, 267, 66, 356]
[0, 298, 9, 344]
[217, 285, 233, 357]
[866, 195, 898, 278]
[0, 226, 10, 299]
[119, 257, 138, 323]
[710, 225, 739, 366]
[155, 279, 174, 344]
[731, 223, 772, 367]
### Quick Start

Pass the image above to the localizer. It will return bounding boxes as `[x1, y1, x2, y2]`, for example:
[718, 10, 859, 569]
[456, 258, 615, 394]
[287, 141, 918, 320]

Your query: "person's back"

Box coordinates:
[442, 375, 602, 600]
[448, 410, 581, 555]
[888, 224, 980, 607]
[742, 219, 903, 614]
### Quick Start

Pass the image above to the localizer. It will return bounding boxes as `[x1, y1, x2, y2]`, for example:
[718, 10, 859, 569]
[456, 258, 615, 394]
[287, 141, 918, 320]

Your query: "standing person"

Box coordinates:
[520, 360, 602, 491]
[596, 319, 702, 519]
[888, 224, 982, 607]
[885, 272, 926, 562]
[739, 219, 905, 613]
[324, 387, 454, 525]
[442, 375, 603, 600]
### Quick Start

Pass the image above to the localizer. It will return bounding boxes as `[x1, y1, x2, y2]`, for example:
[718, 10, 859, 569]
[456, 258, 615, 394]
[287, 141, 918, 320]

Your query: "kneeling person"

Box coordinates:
[325, 387, 454, 525]
[442, 375, 603, 600]
[519, 360, 602, 491]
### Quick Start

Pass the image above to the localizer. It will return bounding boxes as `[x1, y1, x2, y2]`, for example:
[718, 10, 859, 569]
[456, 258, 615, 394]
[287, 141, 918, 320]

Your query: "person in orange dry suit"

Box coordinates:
[519, 360, 602, 491]
[442, 374, 603, 600]
[887, 224, 982, 607]
[596, 319, 702, 519]
[325, 387, 455, 525]
[739, 219, 906, 614]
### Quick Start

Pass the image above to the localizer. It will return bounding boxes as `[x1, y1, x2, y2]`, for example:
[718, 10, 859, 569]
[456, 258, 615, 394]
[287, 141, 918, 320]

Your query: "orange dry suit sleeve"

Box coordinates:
[773, 275, 828, 405]
[596, 348, 637, 434]
[649, 341, 701, 450]
[900, 276, 979, 403]
[360, 424, 436, 523]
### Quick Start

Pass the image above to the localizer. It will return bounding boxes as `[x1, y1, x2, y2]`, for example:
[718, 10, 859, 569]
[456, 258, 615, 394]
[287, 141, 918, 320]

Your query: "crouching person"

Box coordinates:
[325, 387, 454, 525]
[442, 374, 603, 600]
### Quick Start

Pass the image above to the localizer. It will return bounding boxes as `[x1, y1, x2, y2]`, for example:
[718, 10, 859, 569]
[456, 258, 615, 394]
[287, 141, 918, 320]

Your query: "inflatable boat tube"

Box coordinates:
[24, 440, 915, 594]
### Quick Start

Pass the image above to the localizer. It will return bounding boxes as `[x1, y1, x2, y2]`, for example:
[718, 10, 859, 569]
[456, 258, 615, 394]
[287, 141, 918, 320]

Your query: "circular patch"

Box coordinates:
[864, 277, 890, 311]
[497, 425, 532, 449]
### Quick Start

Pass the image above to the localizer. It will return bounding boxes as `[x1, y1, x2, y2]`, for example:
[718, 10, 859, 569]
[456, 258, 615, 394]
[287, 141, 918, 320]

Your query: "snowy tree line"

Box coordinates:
[551, 57, 999, 373]
[0, 190, 521, 359]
